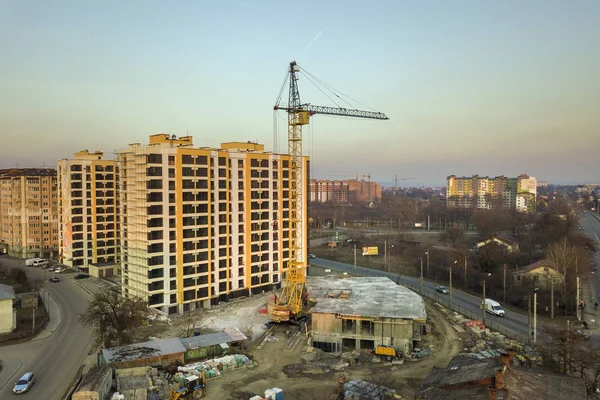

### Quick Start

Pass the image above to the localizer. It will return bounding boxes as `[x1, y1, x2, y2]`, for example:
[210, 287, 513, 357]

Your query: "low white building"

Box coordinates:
[0, 284, 16, 334]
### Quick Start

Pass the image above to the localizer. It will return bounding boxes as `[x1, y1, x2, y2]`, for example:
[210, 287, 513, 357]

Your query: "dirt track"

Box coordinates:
[203, 298, 462, 400]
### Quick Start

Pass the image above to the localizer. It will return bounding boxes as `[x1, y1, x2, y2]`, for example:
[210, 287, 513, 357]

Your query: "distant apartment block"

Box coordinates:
[0, 168, 59, 258]
[118, 134, 308, 314]
[57, 151, 120, 272]
[309, 179, 381, 205]
[310, 180, 349, 204]
[446, 174, 536, 212]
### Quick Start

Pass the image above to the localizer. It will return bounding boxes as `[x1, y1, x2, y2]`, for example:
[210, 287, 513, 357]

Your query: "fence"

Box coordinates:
[310, 263, 528, 344]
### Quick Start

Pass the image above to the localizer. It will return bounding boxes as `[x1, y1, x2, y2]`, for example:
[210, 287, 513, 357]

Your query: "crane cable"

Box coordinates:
[298, 66, 379, 112]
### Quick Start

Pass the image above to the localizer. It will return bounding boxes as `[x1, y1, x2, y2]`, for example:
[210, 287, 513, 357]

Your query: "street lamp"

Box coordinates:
[482, 273, 491, 327]
[425, 251, 429, 278]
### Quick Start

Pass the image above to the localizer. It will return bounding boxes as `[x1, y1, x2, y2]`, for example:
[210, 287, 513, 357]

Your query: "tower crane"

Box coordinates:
[268, 61, 388, 322]
[394, 175, 416, 190]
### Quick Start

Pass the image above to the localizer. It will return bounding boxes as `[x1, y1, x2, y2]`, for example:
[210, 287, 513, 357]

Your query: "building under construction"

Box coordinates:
[306, 276, 426, 354]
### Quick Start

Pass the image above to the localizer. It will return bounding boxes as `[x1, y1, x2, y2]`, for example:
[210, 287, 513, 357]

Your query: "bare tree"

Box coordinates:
[547, 238, 579, 314]
[79, 288, 148, 347]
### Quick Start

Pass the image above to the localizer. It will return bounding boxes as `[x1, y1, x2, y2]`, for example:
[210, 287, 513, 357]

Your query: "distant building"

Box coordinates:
[446, 174, 536, 213]
[118, 135, 308, 314]
[0, 284, 16, 334]
[475, 236, 519, 253]
[309, 178, 381, 205]
[0, 168, 59, 258]
[310, 180, 349, 204]
[57, 151, 120, 270]
[513, 259, 563, 289]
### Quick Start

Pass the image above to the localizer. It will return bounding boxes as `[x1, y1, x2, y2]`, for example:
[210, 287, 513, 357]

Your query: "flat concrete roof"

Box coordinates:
[307, 277, 426, 320]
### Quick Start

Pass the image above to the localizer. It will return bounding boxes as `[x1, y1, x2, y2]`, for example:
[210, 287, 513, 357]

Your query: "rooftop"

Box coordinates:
[102, 338, 185, 364]
[504, 368, 587, 400]
[0, 284, 16, 301]
[0, 168, 56, 177]
[306, 277, 426, 320]
[517, 259, 559, 274]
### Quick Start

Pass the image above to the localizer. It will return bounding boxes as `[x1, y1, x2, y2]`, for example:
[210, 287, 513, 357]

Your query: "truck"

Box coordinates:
[374, 345, 404, 361]
[484, 298, 505, 317]
[25, 258, 48, 267]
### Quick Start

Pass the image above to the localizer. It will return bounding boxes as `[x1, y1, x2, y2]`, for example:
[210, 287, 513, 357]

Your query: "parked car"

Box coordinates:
[53, 267, 65, 273]
[49, 276, 60, 283]
[74, 273, 89, 280]
[13, 372, 35, 394]
[436, 286, 449, 294]
[309, 254, 316, 259]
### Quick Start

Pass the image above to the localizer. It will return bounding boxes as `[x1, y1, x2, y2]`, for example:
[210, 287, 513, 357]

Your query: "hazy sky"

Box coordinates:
[1, 1, 599, 186]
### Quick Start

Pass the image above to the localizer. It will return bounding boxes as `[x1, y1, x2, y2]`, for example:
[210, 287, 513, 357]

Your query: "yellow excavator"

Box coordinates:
[168, 372, 206, 400]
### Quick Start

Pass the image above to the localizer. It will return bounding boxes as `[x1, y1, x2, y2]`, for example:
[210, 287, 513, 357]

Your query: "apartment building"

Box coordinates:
[0, 168, 59, 258]
[118, 134, 308, 314]
[310, 180, 349, 204]
[57, 151, 119, 271]
[446, 174, 537, 212]
[309, 179, 381, 205]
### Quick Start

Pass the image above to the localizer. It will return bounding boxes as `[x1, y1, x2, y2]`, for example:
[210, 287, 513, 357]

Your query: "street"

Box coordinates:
[580, 211, 600, 303]
[0, 259, 94, 399]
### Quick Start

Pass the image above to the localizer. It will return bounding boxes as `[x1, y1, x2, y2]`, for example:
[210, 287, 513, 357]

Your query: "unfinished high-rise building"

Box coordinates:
[57, 151, 120, 275]
[118, 134, 309, 314]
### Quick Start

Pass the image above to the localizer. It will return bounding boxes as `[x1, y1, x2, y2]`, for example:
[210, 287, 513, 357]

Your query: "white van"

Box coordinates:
[25, 258, 48, 267]
[485, 298, 505, 317]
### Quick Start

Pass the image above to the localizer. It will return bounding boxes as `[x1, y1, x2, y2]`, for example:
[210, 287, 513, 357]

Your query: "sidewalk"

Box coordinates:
[33, 289, 62, 341]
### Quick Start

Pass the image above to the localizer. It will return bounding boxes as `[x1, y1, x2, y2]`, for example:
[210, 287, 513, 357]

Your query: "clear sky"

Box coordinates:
[1, 1, 599, 186]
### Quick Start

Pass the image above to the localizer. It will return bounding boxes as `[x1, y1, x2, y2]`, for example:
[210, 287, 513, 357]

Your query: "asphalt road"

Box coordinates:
[311, 257, 533, 341]
[0, 259, 94, 399]
[581, 211, 600, 303]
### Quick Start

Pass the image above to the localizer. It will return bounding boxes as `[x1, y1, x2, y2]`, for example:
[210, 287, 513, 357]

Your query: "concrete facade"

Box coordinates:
[118, 135, 308, 314]
[307, 277, 426, 354]
[57, 150, 119, 269]
[0, 169, 59, 259]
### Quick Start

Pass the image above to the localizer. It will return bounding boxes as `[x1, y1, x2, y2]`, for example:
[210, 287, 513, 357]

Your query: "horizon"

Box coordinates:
[2, 1, 599, 183]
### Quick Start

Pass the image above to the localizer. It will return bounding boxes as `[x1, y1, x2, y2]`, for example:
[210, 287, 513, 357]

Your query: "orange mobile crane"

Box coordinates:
[267, 61, 388, 322]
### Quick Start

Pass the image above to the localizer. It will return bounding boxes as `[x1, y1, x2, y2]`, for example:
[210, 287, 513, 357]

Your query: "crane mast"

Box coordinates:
[268, 61, 388, 322]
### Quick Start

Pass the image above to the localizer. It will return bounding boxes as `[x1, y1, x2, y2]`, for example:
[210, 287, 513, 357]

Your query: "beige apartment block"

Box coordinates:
[446, 174, 537, 213]
[0, 168, 59, 258]
[57, 151, 119, 273]
[118, 134, 308, 314]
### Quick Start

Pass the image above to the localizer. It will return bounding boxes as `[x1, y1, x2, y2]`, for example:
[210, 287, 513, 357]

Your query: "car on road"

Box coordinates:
[580, 226, 585, 230]
[74, 273, 90, 280]
[436, 286, 449, 294]
[309, 254, 316, 259]
[49, 276, 60, 282]
[13, 372, 35, 394]
[53, 267, 65, 273]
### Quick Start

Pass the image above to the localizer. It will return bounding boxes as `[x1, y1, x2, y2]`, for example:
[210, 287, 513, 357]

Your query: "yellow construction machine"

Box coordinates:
[168, 372, 206, 400]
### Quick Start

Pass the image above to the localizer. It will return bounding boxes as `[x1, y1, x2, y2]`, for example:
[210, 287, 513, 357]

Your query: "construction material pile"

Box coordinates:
[176, 354, 253, 380]
[343, 378, 396, 400]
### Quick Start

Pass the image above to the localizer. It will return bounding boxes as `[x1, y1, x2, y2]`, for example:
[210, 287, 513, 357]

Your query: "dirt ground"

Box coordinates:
[201, 298, 462, 400]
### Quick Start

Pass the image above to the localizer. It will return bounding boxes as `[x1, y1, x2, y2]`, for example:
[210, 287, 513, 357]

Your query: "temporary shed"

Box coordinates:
[102, 338, 186, 369]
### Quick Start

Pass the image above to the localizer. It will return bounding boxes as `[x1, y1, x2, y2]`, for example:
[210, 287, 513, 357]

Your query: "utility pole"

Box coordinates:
[353, 244, 357, 276]
[577, 276, 581, 321]
[464, 256, 468, 287]
[384, 240, 387, 265]
[450, 261, 456, 308]
[533, 290, 538, 344]
[32, 306, 36, 335]
[503, 264, 507, 304]
[427, 215, 430, 231]
[527, 295, 532, 343]
[482, 280, 486, 326]
[551, 277, 554, 319]
[426, 251, 430, 277]
[420, 257, 424, 294]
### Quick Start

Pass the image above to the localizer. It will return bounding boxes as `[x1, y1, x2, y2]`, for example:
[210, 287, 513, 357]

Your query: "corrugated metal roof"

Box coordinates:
[102, 338, 185, 364]
[0, 284, 16, 301]
[180, 332, 232, 350]
[224, 327, 248, 342]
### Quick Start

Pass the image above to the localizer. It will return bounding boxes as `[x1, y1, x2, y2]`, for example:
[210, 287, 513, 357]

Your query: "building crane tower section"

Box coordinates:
[268, 61, 388, 322]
